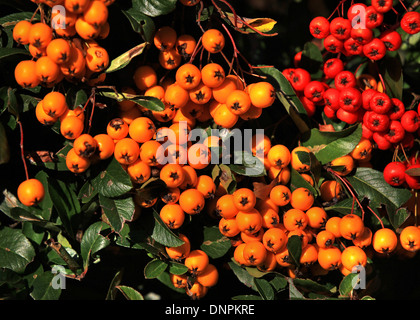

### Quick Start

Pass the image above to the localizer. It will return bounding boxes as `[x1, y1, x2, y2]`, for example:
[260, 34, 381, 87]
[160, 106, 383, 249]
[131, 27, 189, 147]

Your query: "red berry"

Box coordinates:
[373, 131, 392, 150]
[324, 87, 341, 111]
[323, 58, 344, 79]
[363, 38, 386, 61]
[329, 17, 352, 41]
[289, 68, 311, 92]
[379, 30, 402, 52]
[334, 71, 357, 90]
[401, 11, 420, 35]
[405, 164, 420, 189]
[365, 6, 384, 29]
[371, 0, 393, 13]
[361, 88, 378, 110]
[369, 92, 392, 114]
[339, 87, 362, 112]
[343, 37, 364, 56]
[400, 110, 420, 133]
[351, 28, 373, 45]
[363, 110, 390, 132]
[384, 120, 405, 144]
[388, 98, 405, 120]
[323, 34, 344, 54]
[383, 161, 406, 186]
[336, 107, 360, 124]
[309, 16, 330, 39]
[304, 80, 325, 104]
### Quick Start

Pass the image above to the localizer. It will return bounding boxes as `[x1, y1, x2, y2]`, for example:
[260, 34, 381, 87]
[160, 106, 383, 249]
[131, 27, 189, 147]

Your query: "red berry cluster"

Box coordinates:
[283, 2, 420, 190]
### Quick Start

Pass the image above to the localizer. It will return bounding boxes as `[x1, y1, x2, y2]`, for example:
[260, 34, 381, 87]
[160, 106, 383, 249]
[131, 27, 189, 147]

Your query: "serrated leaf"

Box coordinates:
[346, 167, 412, 229]
[0, 12, 38, 26]
[0, 227, 35, 273]
[151, 210, 185, 247]
[144, 259, 168, 279]
[106, 43, 148, 73]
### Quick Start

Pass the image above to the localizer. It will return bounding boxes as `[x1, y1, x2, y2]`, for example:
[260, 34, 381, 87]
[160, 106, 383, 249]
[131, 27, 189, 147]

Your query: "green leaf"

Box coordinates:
[229, 151, 266, 177]
[132, 0, 177, 17]
[256, 66, 310, 134]
[144, 259, 168, 279]
[91, 157, 133, 198]
[121, 9, 155, 42]
[287, 235, 302, 267]
[379, 52, 403, 100]
[99, 90, 165, 111]
[339, 273, 360, 297]
[253, 277, 275, 300]
[0, 12, 38, 26]
[312, 124, 362, 164]
[0, 47, 30, 60]
[116, 285, 144, 300]
[106, 42, 148, 73]
[228, 261, 257, 291]
[0, 227, 35, 273]
[300, 42, 323, 78]
[346, 167, 412, 229]
[168, 261, 189, 275]
[48, 177, 80, 237]
[30, 270, 61, 300]
[0, 122, 10, 164]
[80, 221, 111, 270]
[151, 209, 185, 247]
[200, 226, 231, 259]
[290, 167, 318, 196]
[301, 123, 362, 164]
[99, 194, 135, 233]
[65, 87, 88, 110]
[231, 294, 263, 300]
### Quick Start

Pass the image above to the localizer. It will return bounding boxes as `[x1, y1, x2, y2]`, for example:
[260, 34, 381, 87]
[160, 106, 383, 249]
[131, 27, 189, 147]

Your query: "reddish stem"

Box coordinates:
[17, 121, 29, 181]
[366, 205, 385, 229]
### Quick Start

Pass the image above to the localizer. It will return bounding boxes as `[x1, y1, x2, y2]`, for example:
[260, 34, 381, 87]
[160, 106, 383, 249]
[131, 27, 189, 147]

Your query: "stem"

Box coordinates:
[366, 205, 385, 229]
[46, 239, 80, 276]
[17, 121, 29, 181]
[327, 168, 366, 220]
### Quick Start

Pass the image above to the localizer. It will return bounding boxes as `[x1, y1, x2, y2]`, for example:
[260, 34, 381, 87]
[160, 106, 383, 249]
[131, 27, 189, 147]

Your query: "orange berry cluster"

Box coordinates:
[13, 0, 111, 89]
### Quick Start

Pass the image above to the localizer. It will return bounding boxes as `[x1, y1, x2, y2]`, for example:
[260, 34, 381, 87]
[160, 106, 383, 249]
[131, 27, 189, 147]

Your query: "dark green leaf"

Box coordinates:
[0, 47, 30, 60]
[0, 227, 35, 273]
[99, 194, 135, 233]
[346, 167, 412, 229]
[379, 52, 403, 100]
[300, 42, 323, 77]
[168, 261, 189, 275]
[287, 235, 302, 267]
[256, 66, 310, 134]
[253, 277, 275, 300]
[290, 167, 318, 196]
[80, 221, 111, 270]
[0, 122, 10, 164]
[339, 273, 360, 297]
[121, 9, 155, 42]
[200, 226, 231, 259]
[132, 0, 177, 17]
[228, 260, 257, 291]
[91, 157, 133, 198]
[151, 209, 185, 247]
[144, 259, 168, 279]
[30, 270, 61, 300]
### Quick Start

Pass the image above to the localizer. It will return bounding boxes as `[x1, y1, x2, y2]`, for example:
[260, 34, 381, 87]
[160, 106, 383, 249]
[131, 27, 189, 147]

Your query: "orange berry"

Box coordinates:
[17, 179, 45, 207]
